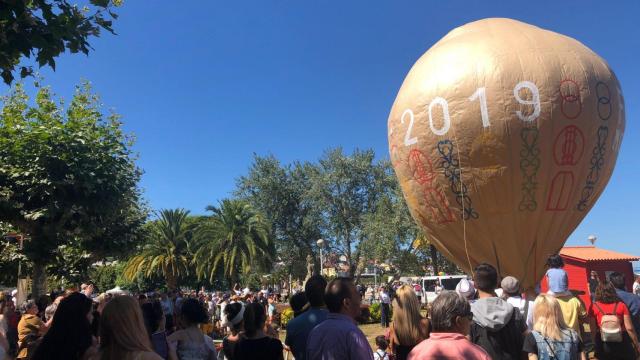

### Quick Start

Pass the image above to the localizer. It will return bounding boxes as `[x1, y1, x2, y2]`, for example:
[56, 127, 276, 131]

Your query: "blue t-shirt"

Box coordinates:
[285, 307, 329, 360]
[546, 268, 568, 293]
[616, 288, 640, 334]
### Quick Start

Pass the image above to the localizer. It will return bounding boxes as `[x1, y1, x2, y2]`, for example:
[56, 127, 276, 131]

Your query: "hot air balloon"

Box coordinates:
[387, 18, 625, 289]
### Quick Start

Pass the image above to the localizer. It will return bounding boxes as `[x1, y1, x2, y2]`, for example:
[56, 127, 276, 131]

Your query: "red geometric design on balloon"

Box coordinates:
[546, 171, 574, 211]
[407, 149, 453, 224]
[424, 189, 455, 224]
[408, 149, 436, 185]
[559, 79, 582, 119]
[553, 125, 584, 166]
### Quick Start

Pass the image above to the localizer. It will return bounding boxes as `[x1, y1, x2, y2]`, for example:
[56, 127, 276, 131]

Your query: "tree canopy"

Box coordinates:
[0, 0, 121, 84]
[0, 81, 145, 295]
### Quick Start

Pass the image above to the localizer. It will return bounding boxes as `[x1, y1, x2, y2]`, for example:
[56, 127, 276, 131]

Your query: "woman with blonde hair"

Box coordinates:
[389, 285, 429, 360]
[98, 295, 161, 360]
[523, 294, 586, 360]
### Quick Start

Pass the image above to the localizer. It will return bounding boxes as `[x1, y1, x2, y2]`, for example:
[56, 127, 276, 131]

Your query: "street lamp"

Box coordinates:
[317, 239, 325, 276]
[588, 235, 597, 245]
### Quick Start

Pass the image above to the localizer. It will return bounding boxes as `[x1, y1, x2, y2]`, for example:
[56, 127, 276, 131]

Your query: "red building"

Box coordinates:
[541, 246, 639, 309]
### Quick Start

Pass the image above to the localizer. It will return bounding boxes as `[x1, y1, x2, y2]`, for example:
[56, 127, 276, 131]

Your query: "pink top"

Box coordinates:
[407, 333, 490, 360]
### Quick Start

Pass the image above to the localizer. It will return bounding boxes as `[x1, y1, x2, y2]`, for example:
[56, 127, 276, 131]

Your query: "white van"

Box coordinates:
[420, 275, 468, 304]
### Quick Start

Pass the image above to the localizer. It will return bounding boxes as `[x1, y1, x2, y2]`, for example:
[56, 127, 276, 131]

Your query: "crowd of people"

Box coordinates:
[1, 253, 640, 359]
[284, 255, 640, 360]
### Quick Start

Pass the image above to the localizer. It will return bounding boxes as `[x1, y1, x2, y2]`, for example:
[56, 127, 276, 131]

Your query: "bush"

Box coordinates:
[280, 308, 294, 327]
[369, 302, 381, 322]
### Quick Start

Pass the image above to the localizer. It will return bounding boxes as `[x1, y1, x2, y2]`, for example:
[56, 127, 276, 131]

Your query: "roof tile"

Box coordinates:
[560, 246, 640, 262]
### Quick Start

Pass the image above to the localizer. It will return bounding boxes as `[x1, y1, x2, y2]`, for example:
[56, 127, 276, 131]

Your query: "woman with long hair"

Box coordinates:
[389, 285, 430, 360]
[98, 295, 162, 360]
[141, 300, 176, 360]
[167, 298, 217, 360]
[31, 292, 97, 360]
[588, 281, 640, 360]
[522, 294, 586, 360]
[234, 302, 283, 360]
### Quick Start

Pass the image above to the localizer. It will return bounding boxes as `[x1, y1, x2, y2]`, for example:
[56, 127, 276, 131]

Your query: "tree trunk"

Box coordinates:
[430, 245, 439, 275]
[31, 262, 47, 298]
[166, 272, 177, 291]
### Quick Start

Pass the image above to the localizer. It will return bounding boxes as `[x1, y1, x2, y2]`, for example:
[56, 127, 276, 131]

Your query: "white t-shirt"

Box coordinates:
[506, 296, 534, 329]
[633, 281, 640, 296]
[380, 292, 391, 304]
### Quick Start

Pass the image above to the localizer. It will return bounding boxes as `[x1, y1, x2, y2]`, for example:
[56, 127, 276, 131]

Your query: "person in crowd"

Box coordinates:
[379, 286, 391, 328]
[267, 295, 277, 324]
[32, 292, 98, 360]
[365, 286, 374, 305]
[0, 294, 13, 357]
[285, 275, 328, 360]
[588, 271, 600, 299]
[44, 303, 57, 322]
[167, 298, 217, 360]
[388, 285, 430, 360]
[500, 276, 534, 330]
[220, 303, 244, 360]
[256, 292, 268, 312]
[160, 293, 175, 333]
[546, 254, 568, 296]
[455, 278, 477, 303]
[0, 331, 8, 360]
[522, 294, 586, 360]
[234, 302, 283, 360]
[288, 292, 308, 318]
[3, 296, 18, 356]
[141, 300, 174, 360]
[0, 294, 9, 341]
[374, 335, 390, 360]
[17, 299, 49, 359]
[469, 263, 526, 359]
[217, 293, 230, 331]
[609, 272, 640, 336]
[306, 277, 373, 360]
[633, 275, 640, 296]
[408, 290, 489, 359]
[588, 281, 640, 359]
[98, 295, 161, 360]
[550, 274, 587, 335]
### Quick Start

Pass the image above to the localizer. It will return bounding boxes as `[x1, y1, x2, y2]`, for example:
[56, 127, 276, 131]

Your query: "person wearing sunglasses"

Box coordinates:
[407, 291, 489, 359]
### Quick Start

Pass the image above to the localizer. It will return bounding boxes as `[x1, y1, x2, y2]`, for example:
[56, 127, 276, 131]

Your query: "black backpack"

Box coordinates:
[470, 307, 527, 360]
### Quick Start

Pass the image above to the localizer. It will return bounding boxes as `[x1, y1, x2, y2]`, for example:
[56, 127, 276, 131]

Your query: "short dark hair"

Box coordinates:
[289, 292, 308, 316]
[141, 300, 164, 335]
[473, 263, 498, 292]
[375, 335, 388, 350]
[546, 254, 564, 268]
[324, 278, 354, 313]
[595, 281, 621, 304]
[430, 291, 471, 332]
[243, 302, 266, 337]
[179, 298, 208, 325]
[305, 275, 327, 307]
[608, 272, 626, 290]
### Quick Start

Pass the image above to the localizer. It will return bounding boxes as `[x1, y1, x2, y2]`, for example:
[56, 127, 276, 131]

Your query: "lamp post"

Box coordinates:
[588, 235, 597, 245]
[317, 239, 325, 276]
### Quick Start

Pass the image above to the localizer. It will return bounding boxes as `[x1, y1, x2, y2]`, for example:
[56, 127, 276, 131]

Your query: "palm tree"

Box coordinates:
[194, 199, 274, 285]
[123, 208, 193, 290]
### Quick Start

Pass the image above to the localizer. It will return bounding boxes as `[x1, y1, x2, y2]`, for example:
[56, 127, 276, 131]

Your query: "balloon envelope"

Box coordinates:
[388, 18, 625, 289]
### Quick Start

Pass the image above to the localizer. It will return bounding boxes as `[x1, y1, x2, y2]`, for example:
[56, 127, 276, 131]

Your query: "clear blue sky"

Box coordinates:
[3, 1, 639, 258]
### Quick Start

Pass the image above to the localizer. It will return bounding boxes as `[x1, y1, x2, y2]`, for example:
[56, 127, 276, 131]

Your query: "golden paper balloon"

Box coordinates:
[388, 18, 625, 289]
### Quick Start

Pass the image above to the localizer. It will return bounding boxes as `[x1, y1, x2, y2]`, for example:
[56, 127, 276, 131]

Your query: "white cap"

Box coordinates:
[455, 279, 476, 299]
